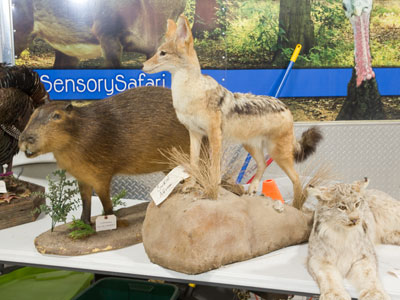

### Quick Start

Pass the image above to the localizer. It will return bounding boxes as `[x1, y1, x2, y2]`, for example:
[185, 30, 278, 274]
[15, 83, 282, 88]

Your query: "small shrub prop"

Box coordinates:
[33, 169, 80, 232]
[68, 218, 96, 240]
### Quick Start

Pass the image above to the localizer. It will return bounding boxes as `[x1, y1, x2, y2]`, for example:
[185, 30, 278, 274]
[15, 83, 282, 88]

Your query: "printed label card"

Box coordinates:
[95, 215, 117, 232]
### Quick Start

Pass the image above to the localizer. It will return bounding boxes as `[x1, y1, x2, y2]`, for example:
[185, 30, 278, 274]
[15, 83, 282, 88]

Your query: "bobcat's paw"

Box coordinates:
[320, 291, 351, 300]
[360, 289, 390, 300]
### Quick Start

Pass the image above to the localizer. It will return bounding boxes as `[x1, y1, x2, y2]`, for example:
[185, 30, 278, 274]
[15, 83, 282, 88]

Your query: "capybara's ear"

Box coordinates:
[64, 103, 74, 112]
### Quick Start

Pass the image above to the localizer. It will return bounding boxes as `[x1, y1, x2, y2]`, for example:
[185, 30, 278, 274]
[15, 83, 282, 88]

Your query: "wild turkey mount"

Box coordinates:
[0, 64, 49, 174]
[336, 0, 385, 120]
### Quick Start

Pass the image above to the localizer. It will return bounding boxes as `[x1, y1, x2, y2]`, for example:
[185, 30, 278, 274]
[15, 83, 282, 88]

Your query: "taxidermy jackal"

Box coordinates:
[143, 15, 322, 208]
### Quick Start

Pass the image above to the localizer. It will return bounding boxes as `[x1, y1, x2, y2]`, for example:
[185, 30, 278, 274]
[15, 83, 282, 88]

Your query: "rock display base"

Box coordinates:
[142, 188, 313, 274]
[35, 202, 148, 256]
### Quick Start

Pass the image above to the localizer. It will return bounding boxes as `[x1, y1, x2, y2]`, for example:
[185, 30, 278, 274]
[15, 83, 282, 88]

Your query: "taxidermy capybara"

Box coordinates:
[19, 86, 190, 224]
[13, 0, 186, 67]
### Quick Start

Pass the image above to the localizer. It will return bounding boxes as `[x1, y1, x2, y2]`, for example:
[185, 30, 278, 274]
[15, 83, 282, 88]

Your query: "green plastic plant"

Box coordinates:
[68, 217, 95, 240]
[111, 189, 127, 209]
[69, 189, 127, 239]
[34, 168, 128, 238]
[33, 169, 80, 232]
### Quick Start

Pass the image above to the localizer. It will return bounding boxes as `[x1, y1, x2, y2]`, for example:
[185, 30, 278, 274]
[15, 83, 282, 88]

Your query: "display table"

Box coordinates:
[1, 198, 400, 299]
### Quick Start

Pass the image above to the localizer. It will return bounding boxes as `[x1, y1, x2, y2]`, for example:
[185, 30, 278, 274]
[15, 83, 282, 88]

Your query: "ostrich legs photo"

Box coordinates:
[337, 0, 385, 120]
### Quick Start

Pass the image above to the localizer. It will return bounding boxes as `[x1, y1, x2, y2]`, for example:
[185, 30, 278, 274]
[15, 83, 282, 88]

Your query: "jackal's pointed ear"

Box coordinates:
[165, 19, 177, 41]
[176, 15, 193, 46]
[352, 177, 369, 192]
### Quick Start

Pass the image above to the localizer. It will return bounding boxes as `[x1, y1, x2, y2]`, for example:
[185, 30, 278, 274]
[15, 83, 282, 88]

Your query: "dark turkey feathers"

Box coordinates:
[0, 63, 48, 107]
[0, 64, 49, 172]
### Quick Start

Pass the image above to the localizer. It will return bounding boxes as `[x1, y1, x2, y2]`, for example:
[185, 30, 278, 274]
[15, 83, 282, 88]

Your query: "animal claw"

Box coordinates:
[179, 178, 199, 193]
[247, 182, 259, 195]
[245, 189, 257, 196]
[273, 200, 284, 213]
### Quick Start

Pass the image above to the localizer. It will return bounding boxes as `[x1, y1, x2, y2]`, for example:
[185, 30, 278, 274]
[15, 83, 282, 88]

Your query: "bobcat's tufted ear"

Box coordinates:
[307, 185, 332, 202]
[352, 177, 369, 192]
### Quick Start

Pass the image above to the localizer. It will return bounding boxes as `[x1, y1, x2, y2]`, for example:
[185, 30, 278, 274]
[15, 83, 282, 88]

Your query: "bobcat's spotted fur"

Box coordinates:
[307, 178, 400, 300]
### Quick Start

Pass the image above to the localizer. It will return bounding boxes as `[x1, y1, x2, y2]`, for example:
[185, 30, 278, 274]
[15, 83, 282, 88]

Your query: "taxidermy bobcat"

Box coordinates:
[306, 178, 400, 300]
[143, 15, 322, 207]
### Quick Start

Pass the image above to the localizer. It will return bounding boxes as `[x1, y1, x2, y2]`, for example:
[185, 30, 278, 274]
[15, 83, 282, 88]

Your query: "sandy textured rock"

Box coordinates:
[142, 188, 312, 274]
[35, 202, 148, 256]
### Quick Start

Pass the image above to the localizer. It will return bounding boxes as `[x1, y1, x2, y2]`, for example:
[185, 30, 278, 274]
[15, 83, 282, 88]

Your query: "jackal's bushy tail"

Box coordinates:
[294, 126, 323, 163]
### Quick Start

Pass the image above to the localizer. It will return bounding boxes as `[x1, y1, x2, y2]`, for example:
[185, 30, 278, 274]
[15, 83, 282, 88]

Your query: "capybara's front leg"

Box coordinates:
[94, 181, 114, 216]
[79, 181, 93, 225]
[95, 181, 128, 227]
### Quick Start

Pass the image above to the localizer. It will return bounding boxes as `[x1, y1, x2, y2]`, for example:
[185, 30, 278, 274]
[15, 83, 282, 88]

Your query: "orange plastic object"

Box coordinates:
[262, 179, 284, 203]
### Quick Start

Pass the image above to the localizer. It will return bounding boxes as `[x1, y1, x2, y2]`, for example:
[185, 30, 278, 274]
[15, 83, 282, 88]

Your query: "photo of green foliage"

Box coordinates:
[12, 0, 399, 121]
[184, 0, 400, 69]
[15, 0, 400, 69]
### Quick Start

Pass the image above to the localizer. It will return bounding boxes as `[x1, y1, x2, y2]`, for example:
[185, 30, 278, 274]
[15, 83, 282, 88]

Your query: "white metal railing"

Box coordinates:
[0, 0, 15, 64]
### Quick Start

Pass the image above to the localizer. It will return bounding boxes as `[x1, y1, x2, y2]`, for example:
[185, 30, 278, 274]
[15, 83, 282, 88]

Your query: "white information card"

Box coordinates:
[150, 166, 190, 206]
[95, 215, 117, 232]
[0, 181, 7, 194]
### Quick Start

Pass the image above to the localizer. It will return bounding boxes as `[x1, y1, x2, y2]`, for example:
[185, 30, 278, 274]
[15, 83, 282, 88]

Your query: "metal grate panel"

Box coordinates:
[16, 121, 398, 202]
[274, 121, 400, 200]
[110, 172, 165, 201]
[110, 121, 400, 201]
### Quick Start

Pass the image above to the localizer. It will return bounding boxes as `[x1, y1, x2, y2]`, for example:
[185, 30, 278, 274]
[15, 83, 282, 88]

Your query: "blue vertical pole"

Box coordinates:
[236, 44, 302, 184]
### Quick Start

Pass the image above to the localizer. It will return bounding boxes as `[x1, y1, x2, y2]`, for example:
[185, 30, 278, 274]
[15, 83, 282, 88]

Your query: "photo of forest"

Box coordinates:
[14, 0, 399, 69]
[12, 0, 400, 121]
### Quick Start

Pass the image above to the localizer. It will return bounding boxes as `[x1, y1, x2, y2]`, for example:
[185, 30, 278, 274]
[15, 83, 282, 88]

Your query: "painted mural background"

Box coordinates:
[12, 0, 400, 120]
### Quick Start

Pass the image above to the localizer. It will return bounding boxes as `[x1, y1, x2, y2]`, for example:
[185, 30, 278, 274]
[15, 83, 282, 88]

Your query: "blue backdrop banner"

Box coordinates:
[36, 68, 400, 100]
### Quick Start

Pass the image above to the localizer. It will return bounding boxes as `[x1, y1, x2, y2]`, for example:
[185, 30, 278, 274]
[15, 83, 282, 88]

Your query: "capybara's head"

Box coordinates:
[19, 102, 76, 158]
